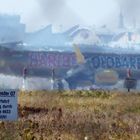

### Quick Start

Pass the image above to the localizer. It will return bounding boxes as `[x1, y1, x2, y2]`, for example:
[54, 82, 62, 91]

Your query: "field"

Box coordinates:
[0, 90, 140, 140]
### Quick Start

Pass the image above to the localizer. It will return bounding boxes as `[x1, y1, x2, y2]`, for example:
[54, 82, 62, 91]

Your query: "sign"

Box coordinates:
[95, 69, 118, 85]
[0, 90, 18, 120]
[124, 78, 137, 89]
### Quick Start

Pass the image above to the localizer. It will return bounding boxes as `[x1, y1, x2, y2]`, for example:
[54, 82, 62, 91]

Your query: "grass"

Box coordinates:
[0, 90, 140, 140]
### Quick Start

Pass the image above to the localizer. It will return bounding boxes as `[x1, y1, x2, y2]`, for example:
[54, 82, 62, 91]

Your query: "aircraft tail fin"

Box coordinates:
[73, 44, 85, 64]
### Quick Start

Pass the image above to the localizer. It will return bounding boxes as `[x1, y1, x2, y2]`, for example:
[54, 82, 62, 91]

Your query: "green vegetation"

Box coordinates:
[0, 90, 140, 140]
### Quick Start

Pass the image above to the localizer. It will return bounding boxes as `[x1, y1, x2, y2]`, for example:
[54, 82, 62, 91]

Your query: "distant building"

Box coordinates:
[24, 25, 75, 47]
[118, 12, 125, 29]
[96, 26, 114, 44]
[0, 15, 25, 44]
[70, 28, 101, 45]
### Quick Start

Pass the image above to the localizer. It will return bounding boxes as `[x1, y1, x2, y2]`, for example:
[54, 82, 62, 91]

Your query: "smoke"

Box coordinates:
[0, 74, 51, 90]
[117, 0, 140, 27]
[37, 0, 84, 28]
[38, 0, 66, 22]
[0, 74, 69, 91]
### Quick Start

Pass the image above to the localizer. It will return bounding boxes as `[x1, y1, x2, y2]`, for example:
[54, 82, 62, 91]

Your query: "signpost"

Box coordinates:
[124, 78, 137, 92]
[124, 69, 137, 92]
[0, 90, 18, 120]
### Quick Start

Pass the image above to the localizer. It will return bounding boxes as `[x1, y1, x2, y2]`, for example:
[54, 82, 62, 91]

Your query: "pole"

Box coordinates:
[127, 68, 131, 92]
[51, 68, 55, 90]
[22, 67, 27, 90]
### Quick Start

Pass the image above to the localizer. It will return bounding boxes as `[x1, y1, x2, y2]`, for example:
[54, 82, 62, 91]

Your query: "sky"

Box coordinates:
[0, 0, 123, 32]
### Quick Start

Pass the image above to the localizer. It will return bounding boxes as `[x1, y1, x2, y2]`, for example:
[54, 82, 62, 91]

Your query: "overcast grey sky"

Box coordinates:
[0, 0, 121, 32]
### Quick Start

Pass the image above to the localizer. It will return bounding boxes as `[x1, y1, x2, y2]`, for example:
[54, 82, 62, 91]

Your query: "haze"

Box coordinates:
[0, 0, 139, 32]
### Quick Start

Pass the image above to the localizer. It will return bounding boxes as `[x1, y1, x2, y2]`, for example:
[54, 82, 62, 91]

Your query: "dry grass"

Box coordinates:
[0, 90, 140, 140]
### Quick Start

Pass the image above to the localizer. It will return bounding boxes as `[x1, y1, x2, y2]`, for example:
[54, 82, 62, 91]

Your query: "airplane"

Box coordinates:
[0, 40, 139, 90]
[65, 44, 138, 89]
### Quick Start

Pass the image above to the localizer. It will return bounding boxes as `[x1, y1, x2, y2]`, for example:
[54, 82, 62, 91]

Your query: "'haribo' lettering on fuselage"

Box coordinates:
[29, 52, 140, 69]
